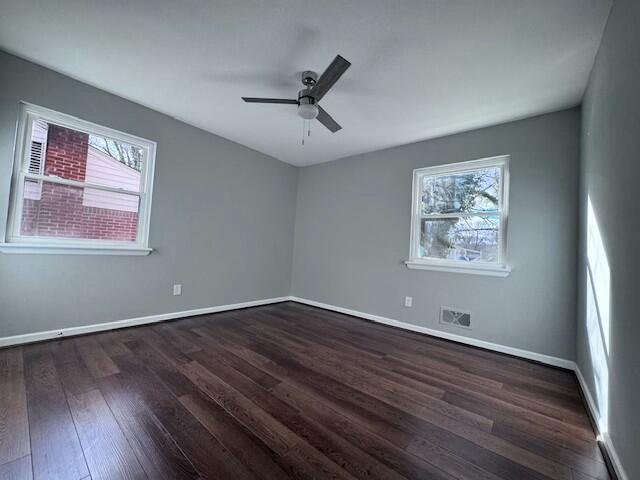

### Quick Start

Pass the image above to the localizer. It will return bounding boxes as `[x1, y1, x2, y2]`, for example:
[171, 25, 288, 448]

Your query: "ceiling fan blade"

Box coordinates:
[316, 106, 342, 133]
[242, 97, 298, 104]
[310, 55, 351, 101]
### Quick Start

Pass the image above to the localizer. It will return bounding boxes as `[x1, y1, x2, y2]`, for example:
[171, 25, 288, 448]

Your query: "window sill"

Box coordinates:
[0, 243, 153, 256]
[404, 260, 510, 277]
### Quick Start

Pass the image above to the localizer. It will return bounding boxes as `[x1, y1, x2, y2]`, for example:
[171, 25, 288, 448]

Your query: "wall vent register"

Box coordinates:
[440, 307, 472, 329]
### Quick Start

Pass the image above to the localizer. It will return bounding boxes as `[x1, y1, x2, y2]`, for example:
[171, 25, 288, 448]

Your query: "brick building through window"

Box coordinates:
[21, 122, 141, 241]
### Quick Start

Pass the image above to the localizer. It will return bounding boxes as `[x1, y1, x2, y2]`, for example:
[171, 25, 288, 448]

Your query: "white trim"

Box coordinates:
[574, 365, 629, 480]
[288, 296, 574, 369]
[3, 102, 157, 253]
[408, 155, 510, 271]
[0, 243, 152, 255]
[412, 156, 510, 177]
[600, 432, 628, 480]
[405, 260, 510, 277]
[574, 365, 606, 435]
[0, 297, 290, 348]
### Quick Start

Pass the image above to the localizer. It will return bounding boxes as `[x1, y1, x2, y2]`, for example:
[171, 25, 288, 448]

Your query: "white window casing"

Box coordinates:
[1, 102, 157, 255]
[405, 155, 511, 277]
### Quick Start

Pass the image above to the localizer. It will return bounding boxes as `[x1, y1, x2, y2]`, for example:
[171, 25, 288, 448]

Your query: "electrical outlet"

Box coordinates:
[173, 284, 182, 296]
[404, 296, 413, 307]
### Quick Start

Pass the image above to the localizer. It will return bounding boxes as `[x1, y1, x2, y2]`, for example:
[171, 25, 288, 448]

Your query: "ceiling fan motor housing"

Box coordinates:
[301, 70, 318, 86]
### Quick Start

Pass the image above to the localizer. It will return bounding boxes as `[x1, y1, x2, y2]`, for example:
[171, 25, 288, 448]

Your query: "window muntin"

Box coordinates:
[5, 103, 156, 251]
[410, 156, 509, 269]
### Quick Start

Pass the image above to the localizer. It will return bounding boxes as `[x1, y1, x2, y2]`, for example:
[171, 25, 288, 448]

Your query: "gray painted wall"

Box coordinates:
[577, 0, 640, 477]
[292, 109, 580, 360]
[0, 51, 298, 337]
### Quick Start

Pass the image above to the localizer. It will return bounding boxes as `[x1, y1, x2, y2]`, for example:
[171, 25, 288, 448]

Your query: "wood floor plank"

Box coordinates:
[250, 322, 495, 432]
[97, 372, 200, 479]
[491, 422, 609, 480]
[270, 381, 466, 480]
[571, 470, 605, 480]
[180, 392, 289, 479]
[191, 334, 282, 390]
[0, 348, 30, 465]
[332, 324, 566, 399]
[179, 360, 299, 456]
[151, 323, 201, 355]
[444, 391, 600, 454]
[0, 455, 32, 480]
[178, 357, 359, 479]
[23, 344, 89, 480]
[50, 340, 97, 396]
[185, 349, 411, 480]
[388, 358, 591, 428]
[66, 388, 147, 480]
[279, 441, 360, 480]
[283, 303, 578, 396]
[109, 351, 258, 480]
[74, 337, 119, 379]
[167, 421, 259, 480]
[94, 331, 133, 358]
[138, 329, 193, 365]
[120, 338, 200, 398]
[48, 338, 147, 478]
[12, 302, 609, 480]
[253, 319, 579, 478]
[233, 334, 475, 480]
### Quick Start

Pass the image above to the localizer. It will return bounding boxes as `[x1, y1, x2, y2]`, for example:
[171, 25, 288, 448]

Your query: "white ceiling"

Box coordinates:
[0, 0, 611, 166]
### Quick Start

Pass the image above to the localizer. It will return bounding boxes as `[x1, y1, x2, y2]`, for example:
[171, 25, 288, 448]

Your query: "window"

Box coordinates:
[406, 156, 510, 276]
[1, 103, 156, 255]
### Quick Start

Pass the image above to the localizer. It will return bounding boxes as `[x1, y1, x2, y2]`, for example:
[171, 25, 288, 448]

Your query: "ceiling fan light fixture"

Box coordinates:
[241, 54, 350, 133]
[297, 103, 319, 120]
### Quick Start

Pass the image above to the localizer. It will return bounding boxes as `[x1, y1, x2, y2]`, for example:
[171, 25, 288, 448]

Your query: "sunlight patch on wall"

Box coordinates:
[587, 198, 611, 353]
[585, 197, 611, 433]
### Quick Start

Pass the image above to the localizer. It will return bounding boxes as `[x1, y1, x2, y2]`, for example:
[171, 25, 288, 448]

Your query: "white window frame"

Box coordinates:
[405, 155, 511, 277]
[1, 102, 156, 255]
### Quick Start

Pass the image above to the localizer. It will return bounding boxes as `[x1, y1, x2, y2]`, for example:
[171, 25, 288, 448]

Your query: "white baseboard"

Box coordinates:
[1, 294, 573, 370]
[574, 365, 606, 434]
[574, 365, 629, 480]
[289, 296, 575, 369]
[0, 296, 290, 348]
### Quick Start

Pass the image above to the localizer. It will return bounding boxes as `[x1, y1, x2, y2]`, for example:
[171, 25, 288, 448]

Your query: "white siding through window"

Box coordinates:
[83, 146, 141, 212]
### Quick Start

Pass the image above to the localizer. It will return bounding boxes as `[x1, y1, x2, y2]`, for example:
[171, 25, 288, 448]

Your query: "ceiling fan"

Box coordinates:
[242, 54, 351, 133]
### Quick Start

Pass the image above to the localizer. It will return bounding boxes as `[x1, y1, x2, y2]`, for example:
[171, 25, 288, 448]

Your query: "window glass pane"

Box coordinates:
[419, 215, 500, 262]
[28, 119, 143, 192]
[20, 180, 139, 242]
[421, 166, 500, 214]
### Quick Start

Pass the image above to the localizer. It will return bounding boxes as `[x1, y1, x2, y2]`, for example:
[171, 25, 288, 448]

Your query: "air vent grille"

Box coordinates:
[440, 307, 471, 329]
[29, 141, 44, 174]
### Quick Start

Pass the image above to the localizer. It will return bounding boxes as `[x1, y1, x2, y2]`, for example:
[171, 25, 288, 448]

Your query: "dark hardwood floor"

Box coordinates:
[0, 302, 610, 480]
